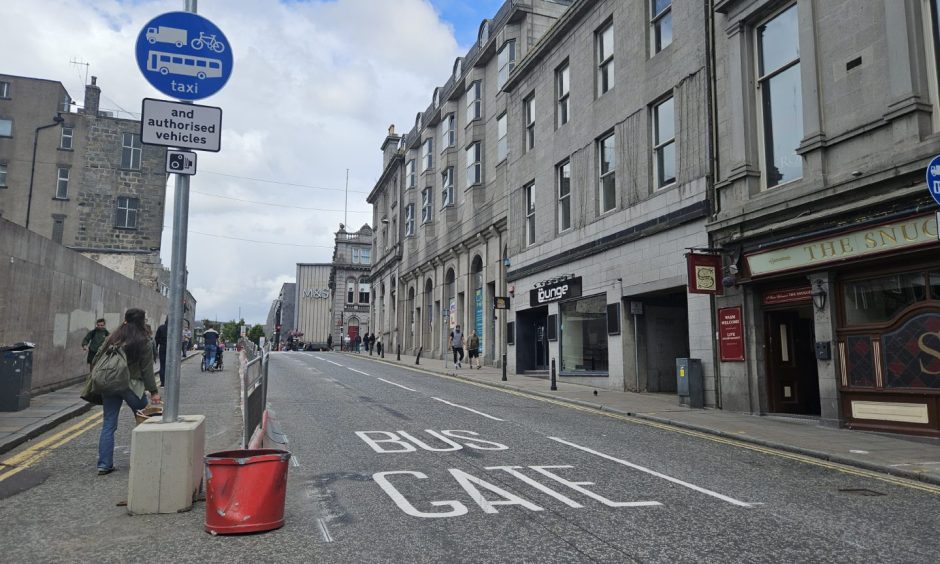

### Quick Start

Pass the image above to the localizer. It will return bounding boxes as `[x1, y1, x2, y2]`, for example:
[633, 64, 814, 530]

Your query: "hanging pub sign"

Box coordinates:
[718, 306, 745, 361]
[531, 276, 582, 305]
[686, 253, 723, 295]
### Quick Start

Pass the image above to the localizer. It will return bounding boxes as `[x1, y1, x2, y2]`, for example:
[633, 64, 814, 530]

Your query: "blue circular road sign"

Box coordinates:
[927, 155, 940, 207]
[135, 12, 233, 101]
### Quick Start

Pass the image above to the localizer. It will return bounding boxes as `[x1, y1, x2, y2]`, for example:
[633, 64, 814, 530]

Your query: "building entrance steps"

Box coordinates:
[343, 351, 940, 487]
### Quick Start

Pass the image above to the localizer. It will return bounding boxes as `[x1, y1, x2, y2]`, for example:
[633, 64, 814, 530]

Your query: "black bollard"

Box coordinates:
[416, 346, 422, 365]
[550, 358, 557, 391]
[501, 353, 507, 381]
[397, 344, 401, 361]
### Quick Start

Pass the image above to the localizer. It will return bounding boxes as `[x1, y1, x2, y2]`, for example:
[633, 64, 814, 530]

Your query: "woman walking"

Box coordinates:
[94, 308, 161, 476]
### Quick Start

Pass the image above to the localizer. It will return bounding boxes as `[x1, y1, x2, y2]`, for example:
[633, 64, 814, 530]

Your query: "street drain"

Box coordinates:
[838, 488, 885, 497]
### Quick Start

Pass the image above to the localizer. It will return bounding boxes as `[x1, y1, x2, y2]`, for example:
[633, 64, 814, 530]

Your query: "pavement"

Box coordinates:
[4, 347, 940, 487]
[0, 352, 199, 457]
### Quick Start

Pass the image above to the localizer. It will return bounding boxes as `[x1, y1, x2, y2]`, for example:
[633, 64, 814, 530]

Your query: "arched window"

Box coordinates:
[471, 256, 484, 350]
[479, 20, 490, 45]
[453, 57, 463, 80]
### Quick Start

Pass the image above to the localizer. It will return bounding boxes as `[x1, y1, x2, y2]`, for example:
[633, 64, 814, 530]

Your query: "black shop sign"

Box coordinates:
[531, 276, 582, 305]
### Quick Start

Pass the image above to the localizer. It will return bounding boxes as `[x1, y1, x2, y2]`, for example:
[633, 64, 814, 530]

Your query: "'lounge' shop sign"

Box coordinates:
[531, 276, 582, 305]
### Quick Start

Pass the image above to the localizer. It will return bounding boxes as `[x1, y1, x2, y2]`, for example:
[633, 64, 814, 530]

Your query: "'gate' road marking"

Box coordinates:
[376, 378, 417, 392]
[432, 398, 504, 421]
[549, 437, 752, 507]
[348, 368, 370, 376]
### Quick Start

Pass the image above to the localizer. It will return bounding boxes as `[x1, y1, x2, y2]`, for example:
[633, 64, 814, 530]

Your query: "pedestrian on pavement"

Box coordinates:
[81, 318, 109, 372]
[95, 308, 160, 476]
[355, 334, 361, 353]
[366, 333, 372, 355]
[203, 325, 220, 368]
[449, 324, 465, 369]
[154, 319, 168, 387]
[327, 333, 333, 351]
[468, 330, 481, 369]
[182, 327, 192, 358]
[376, 336, 383, 357]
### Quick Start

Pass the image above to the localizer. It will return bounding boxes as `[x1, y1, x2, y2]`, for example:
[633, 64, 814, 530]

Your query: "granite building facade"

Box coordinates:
[329, 223, 372, 347]
[0, 74, 168, 289]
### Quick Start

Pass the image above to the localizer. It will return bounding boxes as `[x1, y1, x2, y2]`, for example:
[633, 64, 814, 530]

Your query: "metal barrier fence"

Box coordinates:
[241, 351, 268, 447]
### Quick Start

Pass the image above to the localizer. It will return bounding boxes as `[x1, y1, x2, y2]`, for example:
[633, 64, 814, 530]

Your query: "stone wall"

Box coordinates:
[0, 218, 168, 393]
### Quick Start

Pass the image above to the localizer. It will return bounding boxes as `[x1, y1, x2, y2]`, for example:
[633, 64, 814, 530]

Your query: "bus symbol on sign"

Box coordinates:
[135, 12, 233, 101]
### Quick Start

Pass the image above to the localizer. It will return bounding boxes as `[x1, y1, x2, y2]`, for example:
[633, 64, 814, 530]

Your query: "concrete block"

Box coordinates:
[128, 414, 206, 515]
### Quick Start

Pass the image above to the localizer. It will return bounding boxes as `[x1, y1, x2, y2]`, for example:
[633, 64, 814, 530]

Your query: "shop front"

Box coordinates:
[742, 212, 940, 435]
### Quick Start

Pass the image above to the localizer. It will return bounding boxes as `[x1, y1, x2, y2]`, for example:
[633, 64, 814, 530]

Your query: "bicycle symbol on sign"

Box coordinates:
[191, 32, 225, 53]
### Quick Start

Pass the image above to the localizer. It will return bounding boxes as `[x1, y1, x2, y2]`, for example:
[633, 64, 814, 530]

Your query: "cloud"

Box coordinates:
[1, 0, 461, 324]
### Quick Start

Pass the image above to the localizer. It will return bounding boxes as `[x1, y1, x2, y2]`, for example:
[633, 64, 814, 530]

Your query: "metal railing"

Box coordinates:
[241, 349, 268, 447]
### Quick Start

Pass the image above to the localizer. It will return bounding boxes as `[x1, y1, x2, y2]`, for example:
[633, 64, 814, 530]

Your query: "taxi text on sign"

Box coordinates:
[141, 98, 222, 152]
[135, 11, 234, 101]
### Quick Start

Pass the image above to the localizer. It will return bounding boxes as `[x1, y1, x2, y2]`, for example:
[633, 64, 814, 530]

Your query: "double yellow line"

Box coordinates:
[0, 412, 102, 483]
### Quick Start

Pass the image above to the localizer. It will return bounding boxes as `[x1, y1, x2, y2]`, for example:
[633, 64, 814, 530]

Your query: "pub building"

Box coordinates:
[712, 207, 940, 437]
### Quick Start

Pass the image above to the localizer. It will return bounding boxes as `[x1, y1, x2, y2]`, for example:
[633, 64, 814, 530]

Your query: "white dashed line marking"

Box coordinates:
[376, 378, 417, 392]
[431, 397, 504, 421]
[317, 518, 334, 543]
[549, 437, 753, 507]
[348, 368, 370, 376]
[326, 360, 343, 367]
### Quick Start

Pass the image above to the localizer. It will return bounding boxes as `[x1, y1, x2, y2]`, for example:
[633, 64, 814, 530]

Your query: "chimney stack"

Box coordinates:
[381, 124, 401, 170]
[84, 76, 101, 116]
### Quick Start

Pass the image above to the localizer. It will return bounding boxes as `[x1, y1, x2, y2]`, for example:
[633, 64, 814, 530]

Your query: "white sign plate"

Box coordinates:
[166, 150, 197, 175]
[141, 97, 222, 152]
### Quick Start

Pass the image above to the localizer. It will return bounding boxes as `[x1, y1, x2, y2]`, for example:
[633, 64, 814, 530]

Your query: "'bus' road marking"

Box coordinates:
[348, 368, 370, 376]
[326, 360, 343, 367]
[432, 398, 504, 421]
[376, 378, 417, 392]
[549, 437, 752, 507]
[291, 455, 301, 467]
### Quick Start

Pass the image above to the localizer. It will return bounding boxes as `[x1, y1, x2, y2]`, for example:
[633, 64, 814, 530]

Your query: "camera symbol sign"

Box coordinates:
[166, 150, 197, 175]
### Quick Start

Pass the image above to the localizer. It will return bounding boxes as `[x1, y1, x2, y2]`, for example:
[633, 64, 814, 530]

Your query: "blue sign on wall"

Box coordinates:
[927, 155, 940, 207]
[135, 12, 233, 101]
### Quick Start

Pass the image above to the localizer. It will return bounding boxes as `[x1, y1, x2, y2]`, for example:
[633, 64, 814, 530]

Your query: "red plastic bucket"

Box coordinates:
[204, 449, 291, 534]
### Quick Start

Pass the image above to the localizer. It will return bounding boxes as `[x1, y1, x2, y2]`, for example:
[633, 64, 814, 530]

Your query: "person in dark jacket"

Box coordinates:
[81, 318, 109, 371]
[327, 333, 333, 351]
[94, 308, 160, 475]
[155, 320, 168, 387]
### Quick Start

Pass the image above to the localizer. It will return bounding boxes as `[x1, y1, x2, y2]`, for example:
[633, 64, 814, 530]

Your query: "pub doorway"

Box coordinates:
[765, 306, 820, 415]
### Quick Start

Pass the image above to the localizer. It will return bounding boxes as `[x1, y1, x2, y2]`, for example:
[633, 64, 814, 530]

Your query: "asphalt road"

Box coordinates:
[1, 351, 939, 563]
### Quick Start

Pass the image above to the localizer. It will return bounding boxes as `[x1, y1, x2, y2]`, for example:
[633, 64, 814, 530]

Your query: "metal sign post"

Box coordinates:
[135, 0, 233, 422]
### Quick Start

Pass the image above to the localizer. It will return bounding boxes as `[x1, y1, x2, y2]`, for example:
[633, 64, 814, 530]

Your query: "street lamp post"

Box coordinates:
[26, 115, 65, 229]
